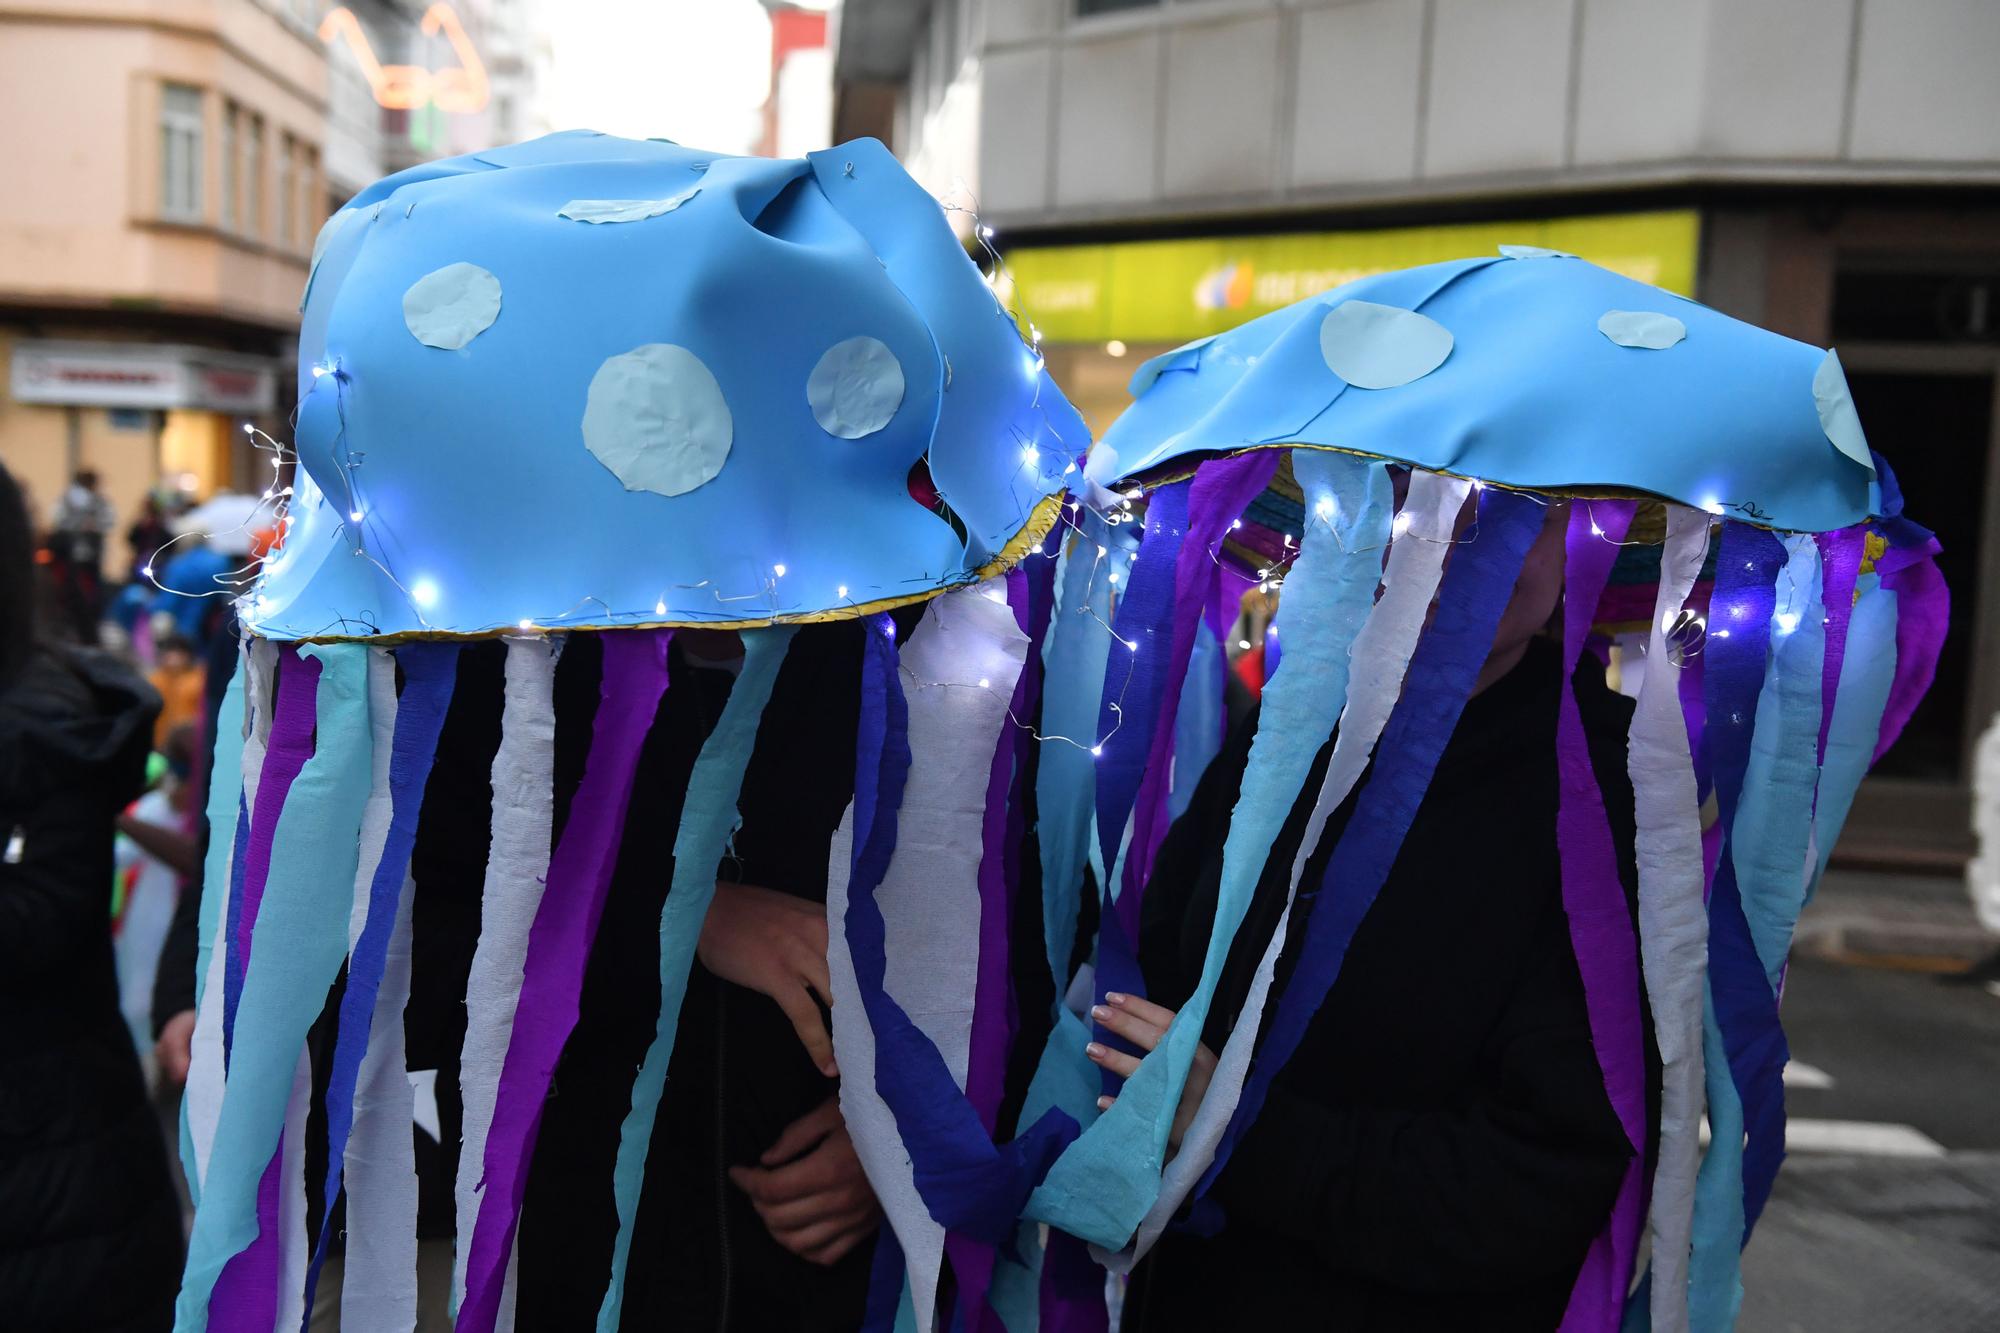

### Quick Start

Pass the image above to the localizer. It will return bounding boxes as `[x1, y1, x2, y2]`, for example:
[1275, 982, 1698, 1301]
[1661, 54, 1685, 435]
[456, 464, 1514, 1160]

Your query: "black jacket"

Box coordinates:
[1122, 637, 1656, 1333]
[0, 648, 182, 1332]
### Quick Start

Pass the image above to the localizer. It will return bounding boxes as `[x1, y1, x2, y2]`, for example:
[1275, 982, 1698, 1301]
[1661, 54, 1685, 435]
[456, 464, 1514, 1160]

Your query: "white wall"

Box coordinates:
[879, 0, 2000, 227]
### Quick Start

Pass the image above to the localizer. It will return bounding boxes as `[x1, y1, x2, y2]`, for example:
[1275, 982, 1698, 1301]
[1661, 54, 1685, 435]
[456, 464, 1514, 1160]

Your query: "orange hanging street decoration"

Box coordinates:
[320, 3, 490, 114]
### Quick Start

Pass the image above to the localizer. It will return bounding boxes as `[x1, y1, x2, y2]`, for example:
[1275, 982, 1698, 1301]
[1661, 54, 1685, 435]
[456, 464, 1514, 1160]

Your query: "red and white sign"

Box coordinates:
[11, 340, 277, 413]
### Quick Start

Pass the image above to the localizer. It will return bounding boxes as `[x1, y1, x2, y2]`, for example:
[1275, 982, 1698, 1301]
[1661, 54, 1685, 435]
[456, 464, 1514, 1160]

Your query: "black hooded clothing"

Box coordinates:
[0, 647, 182, 1332]
[1121, 637, 1659, 1333]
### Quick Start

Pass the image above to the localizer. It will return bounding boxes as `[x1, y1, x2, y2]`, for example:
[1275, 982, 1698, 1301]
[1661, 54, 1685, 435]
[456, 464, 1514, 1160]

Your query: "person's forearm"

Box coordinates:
[118, 812, 199, 877]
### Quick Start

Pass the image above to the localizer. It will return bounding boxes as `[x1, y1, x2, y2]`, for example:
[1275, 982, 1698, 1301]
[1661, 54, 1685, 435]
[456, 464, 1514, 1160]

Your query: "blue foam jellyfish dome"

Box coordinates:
[1093, 250, 1878, 534]
[255, 130, 1084, 640]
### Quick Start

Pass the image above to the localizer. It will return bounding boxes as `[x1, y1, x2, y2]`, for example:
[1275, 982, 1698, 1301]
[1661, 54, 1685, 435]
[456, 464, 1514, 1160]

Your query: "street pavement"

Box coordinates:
[1738, 955, 2000, 1331]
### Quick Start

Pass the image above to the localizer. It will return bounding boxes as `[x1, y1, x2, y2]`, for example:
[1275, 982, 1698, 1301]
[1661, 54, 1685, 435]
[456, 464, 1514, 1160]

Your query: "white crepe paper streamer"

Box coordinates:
[451, 635, 561, 1317]
[277, 1049, 313, 1332]
[827, 585, 1029, 1333]
[1105, 469, 1469, 1268]
[1627, 505, 1713, 1333]
[336, 650, 420, 1328]
[342, 871, 422, 1331]
[187, 636, 277, 1194]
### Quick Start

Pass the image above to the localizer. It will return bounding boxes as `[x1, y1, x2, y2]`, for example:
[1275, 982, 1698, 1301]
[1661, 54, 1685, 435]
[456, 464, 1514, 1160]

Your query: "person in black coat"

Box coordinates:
[0, 463, 183, 1333]
[1102, 503, 1660, 1332]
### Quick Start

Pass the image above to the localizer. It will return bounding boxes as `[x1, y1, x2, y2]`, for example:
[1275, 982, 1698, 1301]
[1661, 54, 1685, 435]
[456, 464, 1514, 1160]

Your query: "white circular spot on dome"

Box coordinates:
[1812, 349, 1874, 472]
[1317, 300, 1453, 389]
[402, 262, 502, 349]
[582, 344, 733, 497]
[1597, 310, 1686, 350]
[807, 336, 906, 439]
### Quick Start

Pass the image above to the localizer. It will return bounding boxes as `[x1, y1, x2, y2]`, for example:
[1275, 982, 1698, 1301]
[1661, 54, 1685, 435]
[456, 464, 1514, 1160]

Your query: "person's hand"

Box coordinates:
[156, 1008, 196, 1087]
[1085, 991, 1217, 1151]
[698, 881, 838, 1076]
[728, 1096, 881, 1267]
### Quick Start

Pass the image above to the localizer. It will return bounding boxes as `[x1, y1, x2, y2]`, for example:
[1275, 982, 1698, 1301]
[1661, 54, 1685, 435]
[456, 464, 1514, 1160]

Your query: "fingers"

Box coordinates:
[760, 1097, 843, 1166]
[801, 1219, 878, 1268]
[800, 946, 835, 1014]
[1085, 1042, 1141, 1079]
[1105, 991, 1178, 1033]
[772, 1211, 876, 1264]
[1091, 995, 1169, 1053]
[775, 985, 840, 1079]
[1095, 1095, 1118, 1112]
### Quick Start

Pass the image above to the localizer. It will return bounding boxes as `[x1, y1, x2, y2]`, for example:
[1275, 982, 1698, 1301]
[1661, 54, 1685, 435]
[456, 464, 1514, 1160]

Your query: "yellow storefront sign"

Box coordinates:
[1001, 210, 1700, 345]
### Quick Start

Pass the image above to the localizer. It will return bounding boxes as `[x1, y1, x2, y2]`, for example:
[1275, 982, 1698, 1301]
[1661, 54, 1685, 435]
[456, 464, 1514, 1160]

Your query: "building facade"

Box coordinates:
[834, 0, 2000, 864]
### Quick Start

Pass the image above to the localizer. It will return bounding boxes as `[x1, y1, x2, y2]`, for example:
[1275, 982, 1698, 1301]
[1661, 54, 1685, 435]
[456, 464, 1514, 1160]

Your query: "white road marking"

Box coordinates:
[1783, 1060, 1835, 1090]
[1784, 1119, 1946, 1158]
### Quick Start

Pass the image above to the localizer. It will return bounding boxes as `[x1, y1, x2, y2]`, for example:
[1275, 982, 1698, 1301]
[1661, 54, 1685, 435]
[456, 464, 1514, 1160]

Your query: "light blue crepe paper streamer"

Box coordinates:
[582, 343, 735, 497]
[181, 656, 249, 1207]
[1812, 351, 1874, 473]
[263, 133, 1082, 640]
[1027, 453, 1390, 1249]
[1037, 515, 1119, 1000]
[808, 335, 907, 439]
[989, 1009, 1106, 1331]
[176, 644, 372, 1333]
[1731, 536, 1825, 990]
[597, 626, 797, 1332]
[1807, 576, 1896, 896]
[1598, 310, 1686, 350]
[401, 262, 501, 350]
[558, 188, 699, 223]
[1169, 621, 1225, 821]
[1317, 300, 1454, 389]
[1099, 255, 1874, 534]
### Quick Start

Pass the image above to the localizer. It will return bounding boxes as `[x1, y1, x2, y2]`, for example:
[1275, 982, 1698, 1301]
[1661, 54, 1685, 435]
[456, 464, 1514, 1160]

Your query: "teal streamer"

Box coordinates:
[1038, 515, 1118, 1001]
[175, 644, 373, 1332]
[596, 626, 798, 1331]
[1028, 453, 1390, 1247]
[1169, 620, 1226, 821]
[1687, 989, 1746, 1333]
[1732, 536, 1826, 990]
[182, 657, 249, 1205]
[1807, 577, 1896, 897]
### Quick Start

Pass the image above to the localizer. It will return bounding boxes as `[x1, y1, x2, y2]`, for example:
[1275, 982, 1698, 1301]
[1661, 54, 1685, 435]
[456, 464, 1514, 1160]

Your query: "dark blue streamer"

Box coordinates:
[299, 644, 459, 1327]
[848, 615, 1080, 1243]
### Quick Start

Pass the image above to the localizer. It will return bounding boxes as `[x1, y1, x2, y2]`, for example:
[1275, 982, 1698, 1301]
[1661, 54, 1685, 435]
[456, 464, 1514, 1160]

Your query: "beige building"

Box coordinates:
[0, 0, 328, 568]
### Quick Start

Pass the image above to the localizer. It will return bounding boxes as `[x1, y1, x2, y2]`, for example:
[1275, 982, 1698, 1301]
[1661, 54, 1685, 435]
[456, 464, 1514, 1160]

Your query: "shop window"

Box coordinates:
[1834, 270, 2000, 345]
[243, 113, 266, 237]
[159, 83, 205, 222]
[1077, 0, 1160, 16]
[221, 103, 239, 229]
[276, 133, 295, 247]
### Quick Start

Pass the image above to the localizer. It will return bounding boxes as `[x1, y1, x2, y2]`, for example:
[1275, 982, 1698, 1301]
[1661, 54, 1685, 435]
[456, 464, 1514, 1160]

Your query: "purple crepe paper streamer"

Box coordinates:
[1040, 1229, 1110, 1333]
[847, 615, 1079, 1245]
[1553, 501, 1648, 1333]
[457, 631, 673, 1333]
[1815, 529, 1863, 764]
[224, 649, 321, 1059]
[1122, 451, 1280, 909]
[222, 793, 250, 1068]
[1874, 553, 1948, 765]
[1196, 487, 1546, 1211]
[299, 643, 458, 1329]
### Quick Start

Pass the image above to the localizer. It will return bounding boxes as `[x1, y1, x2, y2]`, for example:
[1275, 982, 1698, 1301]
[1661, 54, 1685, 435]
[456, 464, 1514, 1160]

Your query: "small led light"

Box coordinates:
[1096, 545, 1108, 558]
[1230, 519, 1243, 530]
[1590, 522, 1606, 538]
[979, 225, 994, 240]
[978, 677, 991, 688]
[1238, 639, 1253, 651]
[1106, 339, 1128, 357]
[410, 578, 439, 608]
[1023, 445, 1040, 465]
[773, 563, 787, 577]
[1471, 479, 1486, 491]
[1773, 611, 1801, 635]
[1107, 571, 1120, 585]
[654, 599, 667, 616]
[349, 509, 364, 523]
[1392, 512, 1413, 537]
[1090, 745, 1103, 757]
[837, 585, 849, 598]
[1125, 639, 1139, 652]
[1700, 496, 1725, 516]
[242, 423, 255, 436]
[1316, 496, 1335, 520]
[1713, 628, 1731, 639]
[311, 365, 327, 379]
[141, 564, 153, 579]
[518, 618, 535, 631]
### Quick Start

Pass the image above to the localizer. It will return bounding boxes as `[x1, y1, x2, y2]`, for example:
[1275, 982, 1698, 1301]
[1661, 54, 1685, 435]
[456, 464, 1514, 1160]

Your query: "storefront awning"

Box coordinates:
[9, 339, 278, 413]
